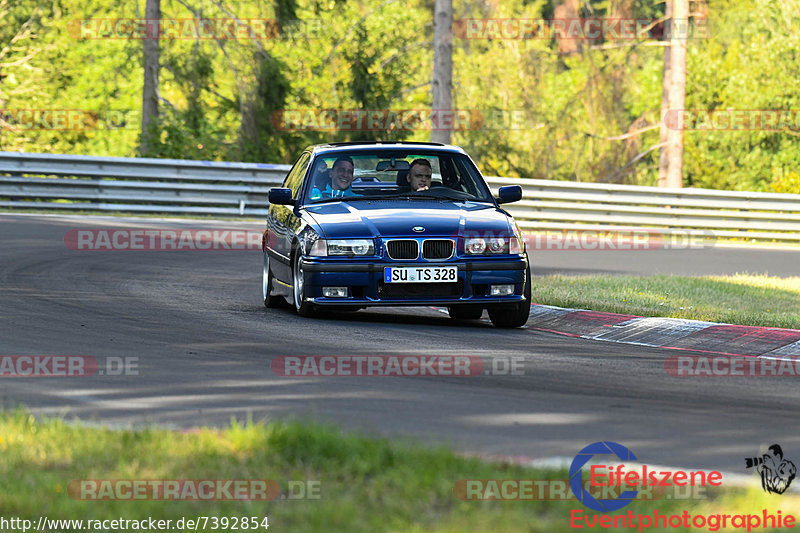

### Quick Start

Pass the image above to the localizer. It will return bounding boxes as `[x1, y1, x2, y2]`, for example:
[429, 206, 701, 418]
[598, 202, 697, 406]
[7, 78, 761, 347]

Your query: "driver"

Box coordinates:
[406, 159, 432, 191]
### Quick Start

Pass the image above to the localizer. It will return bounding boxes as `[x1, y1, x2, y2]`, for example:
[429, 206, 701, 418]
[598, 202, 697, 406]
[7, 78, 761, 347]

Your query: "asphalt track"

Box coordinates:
[2, 213, 800, 473]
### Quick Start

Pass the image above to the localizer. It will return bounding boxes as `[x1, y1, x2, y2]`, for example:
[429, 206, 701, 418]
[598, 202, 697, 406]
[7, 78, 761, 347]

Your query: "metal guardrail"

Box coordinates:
[0, 152, 289, 217]
[2, 151, 800, 241]
[488, 176, 800, 241]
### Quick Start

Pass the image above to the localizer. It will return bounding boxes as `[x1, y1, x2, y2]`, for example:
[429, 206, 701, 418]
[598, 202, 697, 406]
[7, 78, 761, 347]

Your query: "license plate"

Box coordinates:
[384, 266, 458, 283]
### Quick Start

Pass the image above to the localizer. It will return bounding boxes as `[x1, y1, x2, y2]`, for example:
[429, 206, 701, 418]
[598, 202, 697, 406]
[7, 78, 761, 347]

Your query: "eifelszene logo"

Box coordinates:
[569, 441, 722, 513]
[745, 444, 796, 494]
[570, 441, 639, 512]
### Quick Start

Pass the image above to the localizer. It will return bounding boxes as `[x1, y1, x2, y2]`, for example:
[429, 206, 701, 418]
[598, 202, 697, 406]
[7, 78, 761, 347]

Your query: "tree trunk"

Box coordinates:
[431, 0, 453, 144]
[141, 0, 160, 157]
[658, 0, 687, 188]
[610, 0, 634, 19]
[554, 0, 580, 55]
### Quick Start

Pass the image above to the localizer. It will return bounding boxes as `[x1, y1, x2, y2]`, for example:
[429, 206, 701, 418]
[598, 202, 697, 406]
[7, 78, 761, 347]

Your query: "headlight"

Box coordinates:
[465, 237, 508, 254]
[329, 239, 373, 256]
[465, 237, 486, 254]
[310, 239, 374, 257]
[487, 237, 506, 253]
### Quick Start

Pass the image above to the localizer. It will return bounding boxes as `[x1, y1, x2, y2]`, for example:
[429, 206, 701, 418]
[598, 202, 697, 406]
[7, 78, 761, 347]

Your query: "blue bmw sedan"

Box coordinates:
[263, 142, 531, 328]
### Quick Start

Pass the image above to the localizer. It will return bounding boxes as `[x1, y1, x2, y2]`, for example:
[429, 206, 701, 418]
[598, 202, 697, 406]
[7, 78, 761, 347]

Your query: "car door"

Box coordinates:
[268, 151, 310, 282]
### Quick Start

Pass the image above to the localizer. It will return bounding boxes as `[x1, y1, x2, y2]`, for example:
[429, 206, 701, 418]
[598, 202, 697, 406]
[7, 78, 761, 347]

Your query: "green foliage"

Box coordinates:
[450, 0, 665, 183]
[1, 0, 141, 155]
[681, 0, 800, 191]
[769, 170, 800, 194]
[148, 43, 228, 160]
[2, 0, 800, 193]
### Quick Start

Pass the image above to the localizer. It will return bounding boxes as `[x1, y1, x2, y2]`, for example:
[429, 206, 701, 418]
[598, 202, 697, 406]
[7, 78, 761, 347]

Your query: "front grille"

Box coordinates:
[422, 239, 454, 260]
[378, 280, 464, 299]
[386, 240, 418, 260]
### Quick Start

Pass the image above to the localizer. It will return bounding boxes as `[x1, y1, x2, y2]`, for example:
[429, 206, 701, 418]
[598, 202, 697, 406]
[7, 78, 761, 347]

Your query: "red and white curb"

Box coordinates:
[528, 304, 800, 358]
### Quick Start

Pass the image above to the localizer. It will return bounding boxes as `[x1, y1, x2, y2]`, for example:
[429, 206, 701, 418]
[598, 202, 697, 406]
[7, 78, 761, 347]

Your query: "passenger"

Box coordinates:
[311, 156, 361, 199]
[406, 158, 432, 191]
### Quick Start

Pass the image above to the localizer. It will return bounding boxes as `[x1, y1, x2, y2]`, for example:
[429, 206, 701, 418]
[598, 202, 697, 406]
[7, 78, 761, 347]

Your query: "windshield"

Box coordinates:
[303, 150, 494, 204]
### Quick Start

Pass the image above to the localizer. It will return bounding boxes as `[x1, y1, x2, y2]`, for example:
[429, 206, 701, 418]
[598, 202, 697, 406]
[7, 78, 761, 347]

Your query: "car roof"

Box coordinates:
[305, 141, 468, 157]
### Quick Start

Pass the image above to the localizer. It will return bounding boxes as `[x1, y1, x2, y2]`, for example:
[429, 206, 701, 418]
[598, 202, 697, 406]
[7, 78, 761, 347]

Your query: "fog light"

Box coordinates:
[323, 287, 348, 298]
[490, 284, 514, 296]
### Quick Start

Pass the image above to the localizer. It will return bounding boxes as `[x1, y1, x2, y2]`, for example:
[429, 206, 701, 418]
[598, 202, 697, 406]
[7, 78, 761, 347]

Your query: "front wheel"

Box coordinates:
[488, 266, 531, 328]
[292, 252, 317, 317]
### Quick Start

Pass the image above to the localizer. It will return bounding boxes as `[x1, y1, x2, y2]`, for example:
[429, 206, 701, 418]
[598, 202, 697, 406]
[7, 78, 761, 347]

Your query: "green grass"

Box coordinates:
[531, 274, 800, 329]
[0, 410, 796, 532]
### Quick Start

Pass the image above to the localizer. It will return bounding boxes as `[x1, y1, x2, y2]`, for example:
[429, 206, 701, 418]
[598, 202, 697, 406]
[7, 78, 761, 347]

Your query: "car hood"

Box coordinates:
[304, 200, 512, 239]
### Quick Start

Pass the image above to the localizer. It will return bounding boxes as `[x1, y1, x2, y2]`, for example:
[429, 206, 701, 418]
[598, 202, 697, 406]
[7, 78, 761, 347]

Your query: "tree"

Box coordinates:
[553, 0, 581, 55]
[658, 0, 688, 188]
[141, 0, 160, 156]
[431, 0, 452, 144]
[239, 53, 291, 162]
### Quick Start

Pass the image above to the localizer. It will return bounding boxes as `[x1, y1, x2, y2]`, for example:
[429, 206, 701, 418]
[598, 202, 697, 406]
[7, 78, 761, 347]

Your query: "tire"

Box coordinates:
[263, 251, 286, 308]
[488, 265, 531, 328]
[448, 305, 483, 320]
[292, 250, 317, 317]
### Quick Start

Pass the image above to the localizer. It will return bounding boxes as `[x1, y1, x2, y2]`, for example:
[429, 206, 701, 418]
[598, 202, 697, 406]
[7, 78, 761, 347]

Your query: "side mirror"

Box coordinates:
[268, 188, 295, 206]
[496, 185, 522, 204]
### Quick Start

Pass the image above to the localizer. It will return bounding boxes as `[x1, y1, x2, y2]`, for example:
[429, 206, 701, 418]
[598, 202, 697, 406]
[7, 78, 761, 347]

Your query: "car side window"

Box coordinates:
[283, 152, 311, 200]
[451, 156, 487, 198]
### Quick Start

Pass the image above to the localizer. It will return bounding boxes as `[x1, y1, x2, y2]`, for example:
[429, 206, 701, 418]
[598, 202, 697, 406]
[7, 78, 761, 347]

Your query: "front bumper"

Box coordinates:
[298, 257, 528, 306]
